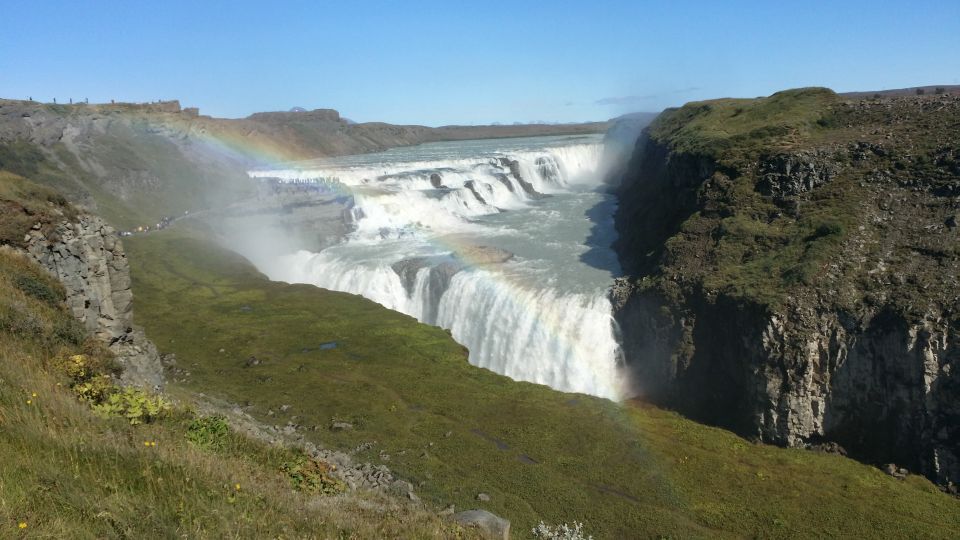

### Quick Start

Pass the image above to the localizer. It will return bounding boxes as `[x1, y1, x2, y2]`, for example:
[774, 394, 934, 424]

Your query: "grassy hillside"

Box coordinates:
[123, 228, 960, 539]
[0, 179, 469, 539]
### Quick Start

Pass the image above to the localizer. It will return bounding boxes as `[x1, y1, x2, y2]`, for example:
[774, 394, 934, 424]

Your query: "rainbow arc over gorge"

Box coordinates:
[109, 103, 631, 401]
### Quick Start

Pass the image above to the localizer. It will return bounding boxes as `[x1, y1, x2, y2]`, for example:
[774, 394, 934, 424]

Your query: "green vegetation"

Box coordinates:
[0, 171, 77, 248]
[123, 228, 960, 538]
[185, 414, 231, 450]
[648, 87, 839, 161]
[681, 166, 862, 306]
[280, 455, 347, 495]
[635, 87, 957, 307]
[0, 140, 47, 179]
[5, 91, 959, 537]
[91, 386, 173, 425]
[0, 181, 473, 538]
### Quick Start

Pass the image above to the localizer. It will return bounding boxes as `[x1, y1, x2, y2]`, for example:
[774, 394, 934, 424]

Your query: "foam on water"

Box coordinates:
[250, 135, 627, 400]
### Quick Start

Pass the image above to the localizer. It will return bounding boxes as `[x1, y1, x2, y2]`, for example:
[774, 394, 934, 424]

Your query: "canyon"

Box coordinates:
[2, 90, 959, 537]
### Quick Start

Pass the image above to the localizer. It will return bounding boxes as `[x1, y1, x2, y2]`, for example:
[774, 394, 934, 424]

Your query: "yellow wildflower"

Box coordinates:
[235, 483, 241, 491]
[144, 441, 151, 447]
[18, 522, 27, 529]
[31, 392, 37, 398]
[26, 400, 32, 405]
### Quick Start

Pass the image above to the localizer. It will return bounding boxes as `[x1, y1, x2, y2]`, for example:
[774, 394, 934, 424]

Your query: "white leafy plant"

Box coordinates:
[531, 521, 593, 540]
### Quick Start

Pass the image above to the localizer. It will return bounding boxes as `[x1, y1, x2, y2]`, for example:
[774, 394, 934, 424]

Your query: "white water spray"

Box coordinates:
[250, 136, 626, 400]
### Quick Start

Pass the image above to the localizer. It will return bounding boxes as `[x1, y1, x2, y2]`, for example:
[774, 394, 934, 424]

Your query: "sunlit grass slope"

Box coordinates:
[0, 186, 468, 539]
[125, 228, 960, 539]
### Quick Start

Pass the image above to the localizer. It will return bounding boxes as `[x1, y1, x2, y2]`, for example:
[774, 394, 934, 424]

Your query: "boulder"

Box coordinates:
[450, 510, 510, 540]
[389, 479, 414, 497]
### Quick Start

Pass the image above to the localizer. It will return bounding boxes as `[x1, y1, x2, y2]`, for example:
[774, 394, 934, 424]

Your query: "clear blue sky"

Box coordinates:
[1, 1, 958, 125]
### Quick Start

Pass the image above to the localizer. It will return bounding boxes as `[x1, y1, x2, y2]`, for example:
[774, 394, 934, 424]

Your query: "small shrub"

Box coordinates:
[0, 297, 44, 337]
[186, 415, 231, 451]
[59, 353, 115, 386]
[15, 273, 64, 306]
[52, 317, 86, 345]
[815, 116, 839, 129]
[532, 521, 594, 540]
[80, 339, 121, 370]
[809, 221, 844, 240]
[93, 387, 171, 425]
[279, 455, 345, 495]
[73, 374, 114, 403]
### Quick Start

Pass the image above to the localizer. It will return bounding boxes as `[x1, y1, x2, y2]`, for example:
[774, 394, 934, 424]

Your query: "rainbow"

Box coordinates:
[109, 104, 628, 400]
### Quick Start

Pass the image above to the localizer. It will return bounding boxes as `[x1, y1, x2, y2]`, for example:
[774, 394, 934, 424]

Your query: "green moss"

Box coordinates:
[124, 229, 960, 538]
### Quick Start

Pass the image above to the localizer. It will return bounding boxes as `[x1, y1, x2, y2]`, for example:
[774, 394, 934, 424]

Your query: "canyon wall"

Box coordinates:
[611, 89, 960, 486]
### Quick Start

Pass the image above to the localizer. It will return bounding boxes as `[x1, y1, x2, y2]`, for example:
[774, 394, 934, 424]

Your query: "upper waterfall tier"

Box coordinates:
[245, 135, 627, 400]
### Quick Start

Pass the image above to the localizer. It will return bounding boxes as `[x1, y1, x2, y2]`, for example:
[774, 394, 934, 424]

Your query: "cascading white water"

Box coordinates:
[249, 135, 627, 400]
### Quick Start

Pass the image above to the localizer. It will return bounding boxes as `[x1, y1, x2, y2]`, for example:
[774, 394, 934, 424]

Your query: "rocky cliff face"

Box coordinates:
[22, 213, 163, 389]
[611, 89, 960, 487]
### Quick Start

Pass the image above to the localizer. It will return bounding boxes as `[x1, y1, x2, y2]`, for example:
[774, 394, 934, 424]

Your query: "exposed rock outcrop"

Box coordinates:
[496, 157, 546, 198]
[611, 90, 960, 486]
[23, 213, 163, 389]
[756, 150, 840, 200]
[612, 283, 960, 485]
[449, 509, 510, 540]
[190, 395, 421, 497]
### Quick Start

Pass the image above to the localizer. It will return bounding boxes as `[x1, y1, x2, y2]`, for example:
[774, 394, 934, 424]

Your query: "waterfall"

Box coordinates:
[248, 136, 626, 400]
